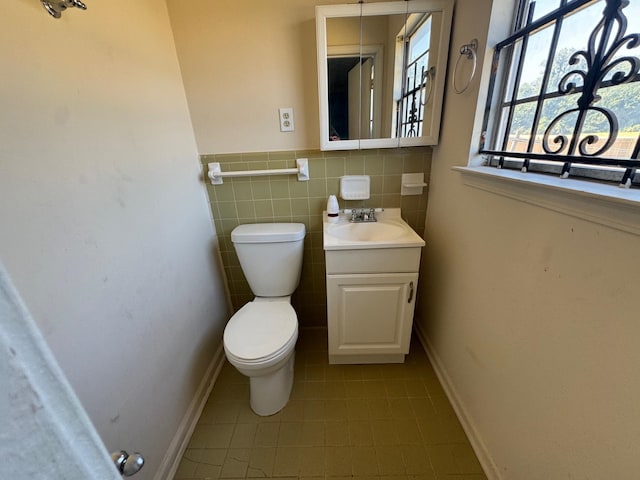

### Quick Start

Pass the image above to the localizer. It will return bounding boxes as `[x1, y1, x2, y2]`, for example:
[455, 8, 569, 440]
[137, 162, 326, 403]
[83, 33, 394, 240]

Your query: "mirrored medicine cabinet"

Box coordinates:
[316, 0, 453, 151]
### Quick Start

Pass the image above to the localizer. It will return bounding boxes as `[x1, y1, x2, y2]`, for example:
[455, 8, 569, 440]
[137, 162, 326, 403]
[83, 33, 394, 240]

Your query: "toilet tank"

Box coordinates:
[231, 223, 306, 297]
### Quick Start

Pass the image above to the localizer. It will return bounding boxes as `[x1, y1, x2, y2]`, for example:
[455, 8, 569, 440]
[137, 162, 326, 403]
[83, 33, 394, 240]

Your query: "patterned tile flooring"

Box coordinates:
[173, 328, 486, 480]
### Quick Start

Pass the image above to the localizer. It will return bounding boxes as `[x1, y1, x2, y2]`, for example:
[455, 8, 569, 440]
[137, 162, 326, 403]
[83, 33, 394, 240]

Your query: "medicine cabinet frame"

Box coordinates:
[316, 0, 453, 151]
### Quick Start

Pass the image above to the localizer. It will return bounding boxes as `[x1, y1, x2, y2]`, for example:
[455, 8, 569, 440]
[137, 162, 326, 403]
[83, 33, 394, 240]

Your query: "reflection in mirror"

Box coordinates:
[316, 1, 453, 150]
[327, 46, 383, 141]
[326, 14, 403, 142]
[396, 12, 437, 138]
[327, 56, 366, 141]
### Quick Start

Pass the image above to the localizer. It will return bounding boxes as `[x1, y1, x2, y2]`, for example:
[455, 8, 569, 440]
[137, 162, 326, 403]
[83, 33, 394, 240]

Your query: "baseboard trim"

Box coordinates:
[154, 342, 226, 480]
[413, 324, 501, 480]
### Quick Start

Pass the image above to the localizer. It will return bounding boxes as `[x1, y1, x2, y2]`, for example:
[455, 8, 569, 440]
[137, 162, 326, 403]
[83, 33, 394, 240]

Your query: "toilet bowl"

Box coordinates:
[221, 222, 305, 416]
[223, 298, 298, 416]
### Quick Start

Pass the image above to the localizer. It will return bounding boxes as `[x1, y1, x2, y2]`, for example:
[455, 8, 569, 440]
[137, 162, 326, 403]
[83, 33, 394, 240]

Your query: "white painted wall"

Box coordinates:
[418, 0, 640, 478]
[166, 0, 330, 154]
[166, 0, 393, 154]
[0, 1, 230, 478]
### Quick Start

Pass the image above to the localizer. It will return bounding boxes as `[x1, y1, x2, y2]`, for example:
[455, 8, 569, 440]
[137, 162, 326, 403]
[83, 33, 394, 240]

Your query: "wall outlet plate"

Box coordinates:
[279, 107, 294, 132]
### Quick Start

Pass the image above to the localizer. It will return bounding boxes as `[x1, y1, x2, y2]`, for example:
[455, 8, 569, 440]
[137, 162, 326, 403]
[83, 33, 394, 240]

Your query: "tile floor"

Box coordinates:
[173, 328, 486, 480]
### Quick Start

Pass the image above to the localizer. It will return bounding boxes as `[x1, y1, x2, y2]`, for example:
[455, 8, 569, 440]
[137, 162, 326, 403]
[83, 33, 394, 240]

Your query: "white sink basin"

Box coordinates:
[323, 208, 425, 250]
[327, 221, 406, 242]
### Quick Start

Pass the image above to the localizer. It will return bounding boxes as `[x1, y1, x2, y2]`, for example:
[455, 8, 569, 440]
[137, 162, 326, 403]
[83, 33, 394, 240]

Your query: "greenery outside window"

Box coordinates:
[481, 0, 640, 188]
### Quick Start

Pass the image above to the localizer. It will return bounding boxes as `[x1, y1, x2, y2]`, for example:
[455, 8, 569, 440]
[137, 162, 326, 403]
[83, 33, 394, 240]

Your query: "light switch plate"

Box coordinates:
[279, 107, 294, 132]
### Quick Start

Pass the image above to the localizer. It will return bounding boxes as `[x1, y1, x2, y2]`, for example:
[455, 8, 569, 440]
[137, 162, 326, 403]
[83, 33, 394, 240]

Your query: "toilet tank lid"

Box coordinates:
[231, 223, 306, 243]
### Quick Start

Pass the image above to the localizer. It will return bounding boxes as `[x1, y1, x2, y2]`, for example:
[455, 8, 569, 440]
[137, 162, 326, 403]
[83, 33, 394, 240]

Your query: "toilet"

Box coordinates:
[222, 222, 305, 416]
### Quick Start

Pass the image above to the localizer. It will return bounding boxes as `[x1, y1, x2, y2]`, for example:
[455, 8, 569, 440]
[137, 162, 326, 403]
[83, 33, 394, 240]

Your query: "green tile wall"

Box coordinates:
[202, 147, 432, 327]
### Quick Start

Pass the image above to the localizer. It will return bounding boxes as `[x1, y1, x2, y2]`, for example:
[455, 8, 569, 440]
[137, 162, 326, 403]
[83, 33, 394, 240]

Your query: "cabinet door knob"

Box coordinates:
[408, 281, 414, 303]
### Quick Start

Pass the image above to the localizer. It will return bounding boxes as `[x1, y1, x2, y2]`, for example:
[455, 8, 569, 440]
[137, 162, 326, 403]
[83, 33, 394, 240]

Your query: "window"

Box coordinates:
[481, 0, 640, 188]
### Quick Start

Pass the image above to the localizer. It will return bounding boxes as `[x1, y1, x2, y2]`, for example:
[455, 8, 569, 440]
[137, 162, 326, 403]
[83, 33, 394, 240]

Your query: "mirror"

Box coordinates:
[316, 1, 453, 150]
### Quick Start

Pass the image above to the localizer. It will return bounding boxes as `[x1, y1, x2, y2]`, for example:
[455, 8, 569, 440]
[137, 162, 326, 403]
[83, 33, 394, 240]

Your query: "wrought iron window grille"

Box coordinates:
[480, 0, 640, 188]
[396, 15, 434, 138]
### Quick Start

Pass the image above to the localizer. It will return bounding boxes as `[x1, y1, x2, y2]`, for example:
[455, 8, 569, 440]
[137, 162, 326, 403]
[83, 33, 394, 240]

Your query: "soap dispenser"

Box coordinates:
[327, 195, 339, 223]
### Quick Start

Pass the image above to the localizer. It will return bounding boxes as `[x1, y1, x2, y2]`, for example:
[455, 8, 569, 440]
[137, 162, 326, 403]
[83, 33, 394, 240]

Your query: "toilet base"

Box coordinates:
[249, 353, 295, 416]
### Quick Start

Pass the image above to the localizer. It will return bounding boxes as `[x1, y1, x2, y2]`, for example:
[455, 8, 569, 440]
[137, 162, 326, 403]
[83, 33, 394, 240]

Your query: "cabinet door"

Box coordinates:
[327, 272, 418, 357]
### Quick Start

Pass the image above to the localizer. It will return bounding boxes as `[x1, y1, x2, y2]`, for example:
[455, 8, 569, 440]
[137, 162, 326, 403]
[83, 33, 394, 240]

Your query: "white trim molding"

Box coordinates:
[413, 323, 501, 480]
[154, 343, 226, 480]
[455, 166, 640, 236]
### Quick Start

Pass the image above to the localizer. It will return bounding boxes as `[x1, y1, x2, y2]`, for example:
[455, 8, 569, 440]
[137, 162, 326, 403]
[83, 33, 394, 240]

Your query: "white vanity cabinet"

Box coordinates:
[325, 247, 422, 364]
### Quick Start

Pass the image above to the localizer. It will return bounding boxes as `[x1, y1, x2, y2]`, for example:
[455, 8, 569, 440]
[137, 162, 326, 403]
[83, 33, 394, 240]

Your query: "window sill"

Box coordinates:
[454, 166, 640, 236]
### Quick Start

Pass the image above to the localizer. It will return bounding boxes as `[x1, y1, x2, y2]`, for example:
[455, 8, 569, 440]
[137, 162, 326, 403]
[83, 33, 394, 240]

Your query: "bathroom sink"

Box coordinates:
[323, 208, 425, 250]
[327, 221, 406, 242]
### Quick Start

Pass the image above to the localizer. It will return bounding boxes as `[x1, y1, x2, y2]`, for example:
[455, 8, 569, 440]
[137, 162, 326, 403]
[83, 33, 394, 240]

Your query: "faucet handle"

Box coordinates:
[66, 0, 87, 9]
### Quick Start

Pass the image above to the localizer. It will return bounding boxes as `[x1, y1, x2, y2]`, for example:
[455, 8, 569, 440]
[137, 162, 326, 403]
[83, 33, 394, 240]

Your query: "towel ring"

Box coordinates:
[421, 66, 436, 106]
[453, 39, 478, 94]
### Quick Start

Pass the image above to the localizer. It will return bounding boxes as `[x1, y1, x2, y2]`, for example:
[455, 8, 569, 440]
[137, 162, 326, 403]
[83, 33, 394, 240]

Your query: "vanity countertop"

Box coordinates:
[323, 208, 425, 251]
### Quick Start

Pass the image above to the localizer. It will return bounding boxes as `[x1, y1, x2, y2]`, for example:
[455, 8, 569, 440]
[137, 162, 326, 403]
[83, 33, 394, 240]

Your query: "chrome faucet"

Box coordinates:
[349, 208, 377, 223]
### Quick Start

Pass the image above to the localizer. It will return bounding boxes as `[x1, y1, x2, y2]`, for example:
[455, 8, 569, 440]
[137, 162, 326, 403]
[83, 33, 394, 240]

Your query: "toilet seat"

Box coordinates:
[224, 301, 298, 365]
